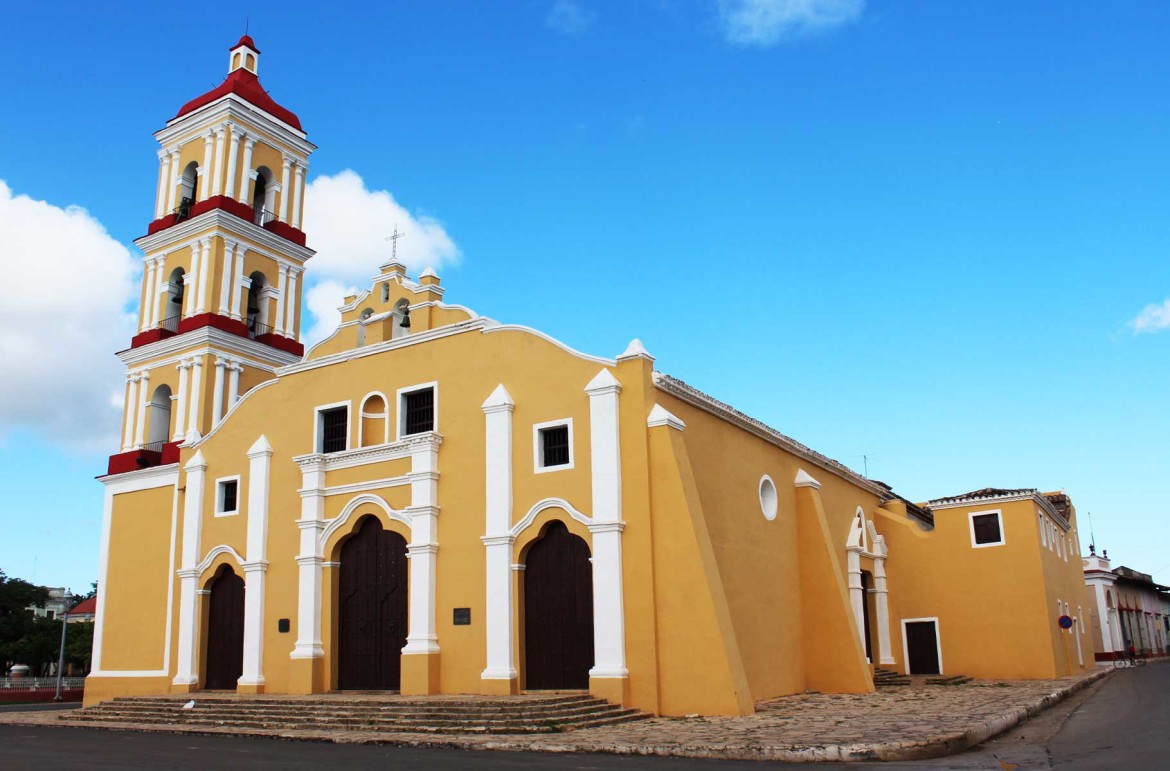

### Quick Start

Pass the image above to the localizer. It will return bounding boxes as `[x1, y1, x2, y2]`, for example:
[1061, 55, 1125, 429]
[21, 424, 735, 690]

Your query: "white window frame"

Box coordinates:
[396, 381, 438, 440]
[968, 508, 1005, 548]
[357, 391, 390, 447]
[900, 617, 944, 676]
[1038, 512, 1047, 547]
[758, 475, 778, 521]
[215, 474, 242, 517]
[313, 400, 352, 454]
[533, 417, 574, 473]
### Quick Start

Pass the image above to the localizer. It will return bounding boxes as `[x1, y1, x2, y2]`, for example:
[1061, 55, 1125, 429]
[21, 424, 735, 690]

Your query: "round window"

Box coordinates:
[759, 475, 778, 521]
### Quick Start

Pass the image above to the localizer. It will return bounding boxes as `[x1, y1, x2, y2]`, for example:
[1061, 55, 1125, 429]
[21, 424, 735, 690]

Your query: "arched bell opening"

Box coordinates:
[146, 384, 173, 447]
[246, 271, 269, 335]
[163, 267, 186, 327]
[177, 161, 198, 220]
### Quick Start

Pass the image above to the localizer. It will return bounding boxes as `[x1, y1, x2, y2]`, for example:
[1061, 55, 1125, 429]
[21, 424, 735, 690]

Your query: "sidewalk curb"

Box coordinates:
[0, 669, 1114, 763]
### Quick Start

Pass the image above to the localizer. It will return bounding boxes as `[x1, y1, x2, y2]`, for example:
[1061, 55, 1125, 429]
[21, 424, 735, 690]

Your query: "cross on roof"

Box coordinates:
[385, 225, 405, 263]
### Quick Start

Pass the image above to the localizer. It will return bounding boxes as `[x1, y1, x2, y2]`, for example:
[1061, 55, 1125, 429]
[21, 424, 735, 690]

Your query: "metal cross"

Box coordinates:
[385, 225, 405, 262]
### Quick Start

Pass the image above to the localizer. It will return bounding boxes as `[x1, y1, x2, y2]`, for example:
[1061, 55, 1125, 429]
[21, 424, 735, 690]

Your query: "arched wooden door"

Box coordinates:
[524, 520, 594, 690]
[337, 516, 409, 690]
[204, 567, 245, 690]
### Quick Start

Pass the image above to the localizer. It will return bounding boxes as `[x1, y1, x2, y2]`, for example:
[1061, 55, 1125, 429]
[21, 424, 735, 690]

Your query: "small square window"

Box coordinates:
[217, 478, 239, 516]
[534, 419, 574, 472]
[319, 406, 348, 453]
[970, 512, 1003, 547]
[403, 388, 434, 435]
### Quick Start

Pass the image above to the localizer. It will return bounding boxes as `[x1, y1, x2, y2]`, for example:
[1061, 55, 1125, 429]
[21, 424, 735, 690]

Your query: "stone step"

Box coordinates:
[111, 693, 595, 708]
[75, 704, 629, 726]
[82, 701, 620, 721]
[925, 675, 971, 686]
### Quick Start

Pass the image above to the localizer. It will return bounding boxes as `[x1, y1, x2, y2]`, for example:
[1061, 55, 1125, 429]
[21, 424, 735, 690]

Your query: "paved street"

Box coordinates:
[0, 665, 1165, 769]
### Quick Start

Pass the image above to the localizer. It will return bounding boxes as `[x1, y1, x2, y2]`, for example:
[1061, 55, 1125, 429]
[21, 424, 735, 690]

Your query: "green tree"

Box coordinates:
[0, 569, 50, 673]
[64, 621, 94, 674]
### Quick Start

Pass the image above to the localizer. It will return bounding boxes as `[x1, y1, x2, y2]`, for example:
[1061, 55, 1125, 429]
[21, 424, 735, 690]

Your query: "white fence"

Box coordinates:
[0, 677, 86, 691]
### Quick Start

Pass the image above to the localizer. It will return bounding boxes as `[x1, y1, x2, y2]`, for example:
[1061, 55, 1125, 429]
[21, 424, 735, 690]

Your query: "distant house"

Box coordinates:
[28, 587, 75, 621]
[68, 597, 97, 623]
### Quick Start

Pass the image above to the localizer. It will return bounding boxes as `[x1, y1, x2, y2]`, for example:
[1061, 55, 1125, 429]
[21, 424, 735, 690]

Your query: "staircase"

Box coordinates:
[64, 693, 647, 735]
[925, 674, 971, 686]
[873, 667, 911, 687]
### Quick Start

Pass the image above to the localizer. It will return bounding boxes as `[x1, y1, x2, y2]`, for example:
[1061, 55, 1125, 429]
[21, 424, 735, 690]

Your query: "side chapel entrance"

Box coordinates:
[523, 521, 594, 690]
[904, 620, 941, 675]
[337, 516, 409, 690]
[203, 566, 245, 690]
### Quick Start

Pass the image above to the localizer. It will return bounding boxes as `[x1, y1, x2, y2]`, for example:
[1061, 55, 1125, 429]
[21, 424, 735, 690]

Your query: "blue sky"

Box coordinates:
[1, 0, 1168, 594]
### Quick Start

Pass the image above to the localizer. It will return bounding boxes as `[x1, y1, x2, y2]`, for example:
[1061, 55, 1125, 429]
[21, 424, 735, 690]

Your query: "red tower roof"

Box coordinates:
[172, 41, 300, 130]
[232, 34, 260, 53]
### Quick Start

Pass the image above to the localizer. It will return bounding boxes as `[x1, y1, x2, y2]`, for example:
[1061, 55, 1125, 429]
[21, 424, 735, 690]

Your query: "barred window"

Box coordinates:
[541, 425, 570, 468]
[403, 388, 434, 435]
[320, 407, 348, 453]
[217, 478, 239, 515]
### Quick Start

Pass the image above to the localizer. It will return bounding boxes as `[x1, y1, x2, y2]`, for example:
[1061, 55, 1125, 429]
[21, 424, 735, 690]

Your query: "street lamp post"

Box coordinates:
[53, 611, 68, 702]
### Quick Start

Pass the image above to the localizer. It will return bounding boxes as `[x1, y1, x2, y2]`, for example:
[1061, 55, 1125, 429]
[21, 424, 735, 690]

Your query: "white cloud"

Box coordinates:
[547, 0, 596, 36]
[718, 0, 864, 46]
[0, 180, 138, 451]
[1131, 299, 1170, 335]
[301, 170, 461, 345]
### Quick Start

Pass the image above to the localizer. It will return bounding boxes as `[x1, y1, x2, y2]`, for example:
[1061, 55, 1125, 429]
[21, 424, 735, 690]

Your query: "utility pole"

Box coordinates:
[53, 610, 68, 701]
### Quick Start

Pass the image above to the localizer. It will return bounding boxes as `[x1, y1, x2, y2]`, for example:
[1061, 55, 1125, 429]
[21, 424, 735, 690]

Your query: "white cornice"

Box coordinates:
[98, 463, 180, 488]
[117, 327, 301, 369]
[134, 209, 315, 264]
[157, 96, 314, 151]
[653, 372, 887, 498]
[293, 432, 443, 472]
[288, 320, 486, 375]
[928, 490, 1071, 529]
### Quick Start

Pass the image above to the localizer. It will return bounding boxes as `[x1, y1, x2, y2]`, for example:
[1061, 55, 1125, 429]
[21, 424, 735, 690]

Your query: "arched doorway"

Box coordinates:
[203, 566, 245, 690]
[337, 516, 409, 690]
[860, 571, 874, 663]
[524, 520, 593, 690]
[146, 384, 172, 446]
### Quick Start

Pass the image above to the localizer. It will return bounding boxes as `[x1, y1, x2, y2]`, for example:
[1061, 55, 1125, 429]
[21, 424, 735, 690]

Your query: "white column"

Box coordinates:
[212, 125, 227, 196]
[199, 132, 214, 201]
[183, 242, 200, 317]
[218, 241, 237, 316]
[1075, 606, 1085, 666]
[185, 358, 203, 438]
[133, 370, 151, 448]
[237, 138, 257, 202]
[140, 259, 158, 332]
[173, 450, 207, 686]
[404, 439, 441, 657]
[173, 361, 189, 442]
[584, 369, 627, 680]
[196, 237, 212, 314]
[240, 435, 273, 688]
[285, 270, 299, 339]
[223, 126, 241, 204]
[229, 246, 247, 320]
[165, 148, 181, 214]
[279, 155, 293, 222]
[846, 548, 865, 656]
[211, 357, 227, 425]
[274, 264, 289, 336]
[228, 361, 242, 406]
[155, 150, 171, 219]
[292, 458, 326, 661]
[873, 557, 894, 665]
[291, 163, 305, 229]
[480, 385, 516, 682]
[149, 254, 167, 328]
[121, 374, 139, 451]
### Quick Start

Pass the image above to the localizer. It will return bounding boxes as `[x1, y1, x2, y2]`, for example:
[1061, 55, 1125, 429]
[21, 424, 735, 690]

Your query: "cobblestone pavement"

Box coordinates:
[0, 668, 1111, 763]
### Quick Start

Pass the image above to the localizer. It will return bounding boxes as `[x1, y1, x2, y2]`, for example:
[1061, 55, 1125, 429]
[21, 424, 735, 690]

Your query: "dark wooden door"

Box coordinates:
[905, 621, 940, 674]
[861, 572, 873, 662]
[524, 521, 594, 690]
[204, 567, 245, 690]
[338, 516, 409, 690]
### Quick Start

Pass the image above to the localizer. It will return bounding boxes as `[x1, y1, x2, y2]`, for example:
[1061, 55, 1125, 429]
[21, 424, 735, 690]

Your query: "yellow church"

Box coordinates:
[89, 38, 1094, 715]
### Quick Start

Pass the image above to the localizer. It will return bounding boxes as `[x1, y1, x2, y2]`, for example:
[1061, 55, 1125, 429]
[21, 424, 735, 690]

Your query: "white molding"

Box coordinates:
[507, 497, 594, 540]
[292, 432, 442, 473]
[313, 400, 352, 454]
[157, 95, 314, 150]
[482, 383, 516, 682]
[320, 493, 412, 550]
[646, 404, 685, 430]
[117, 329, 298, 371]
[533, 418, 575, 474]
[191, 379, 278, 447]
[357, 391, 390, 447]
[213, 474, 242, 517]
[929, 490, 1071, 531]
[968, 508, 1006, 549]
[794, 469, 822, 490]
[98, 464, 180, 488]
[483, 324, 616, 367]
[759, 475, 778, 521]
[321, 476, 411, 498]
[192, 544, 246, 578]
[134, 208, 315, 265]
[295, 319, 484, 375]
[616, 338, 654, 362]
[900, 617, 944, 676]
[88, 669, 170, 678]
[396, 381, 438, 440]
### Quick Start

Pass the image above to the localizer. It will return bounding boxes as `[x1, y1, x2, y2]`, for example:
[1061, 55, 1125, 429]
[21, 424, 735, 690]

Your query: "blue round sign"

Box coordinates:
[1058, 615, 1074, 629]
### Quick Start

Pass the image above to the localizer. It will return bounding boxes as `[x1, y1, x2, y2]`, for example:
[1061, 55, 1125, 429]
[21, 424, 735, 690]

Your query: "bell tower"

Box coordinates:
[108, 37, 316, 475]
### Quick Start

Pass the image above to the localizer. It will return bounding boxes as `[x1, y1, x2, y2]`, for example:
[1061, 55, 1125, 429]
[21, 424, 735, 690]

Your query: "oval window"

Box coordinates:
[759, 475, 778, 521]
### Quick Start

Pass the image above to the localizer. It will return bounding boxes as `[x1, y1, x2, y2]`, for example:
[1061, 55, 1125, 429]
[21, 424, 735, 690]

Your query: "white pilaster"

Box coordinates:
[155, 150, 170, 219]
[584, 369, 628, 679]
[199, 132, 214, 201]
[238, 137, 257, 202]
[291, 163, 305, 229]
[228, 361, 242, 406]
[211, 357, 227, 426]
[285, 270, 299, 339]
[133, 371, 150, 448]
[292, 458, 326, 661]
[274, 264, 289, 336]
[240, 435, 273, 688]
[142, 260, 157, 331]
[279, 155, 293, 222]
[403, 440, 440, 656]
[480, 385, 516, 682]
[173, 361, 190, 442]
[186, 358, 203, 438]
[229, 246, 247, 321]
[196, 237, 211, 314]
[846, 548, 865, 656]
[873, 556, 895, 665]
[173, 450, 207, 686]
[223, 126, 241, 204]
[183, 242, 200, 318]
[218, 241, 237, 316]
[211, 125, 227, 196]
[121, 374, 139, 451]
[149, 254, 166, 328]
[165, 148, 181, 214]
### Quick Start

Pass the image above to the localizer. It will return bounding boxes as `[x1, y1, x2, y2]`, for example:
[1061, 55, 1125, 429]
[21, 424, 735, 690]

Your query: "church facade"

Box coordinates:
[88, 39, 1094, 713]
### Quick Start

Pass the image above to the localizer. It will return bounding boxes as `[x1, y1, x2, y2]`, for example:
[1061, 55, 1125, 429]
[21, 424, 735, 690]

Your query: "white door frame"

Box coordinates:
[900, 617, 943, 675]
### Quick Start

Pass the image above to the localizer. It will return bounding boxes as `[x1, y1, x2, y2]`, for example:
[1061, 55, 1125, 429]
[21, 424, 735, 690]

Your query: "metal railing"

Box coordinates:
[254, 207, 279, 227]
[248, 318, 274, 338]
[159, 314, 181, 334]
[0, 677, 86, 691]
[173, 197, 194, 223]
